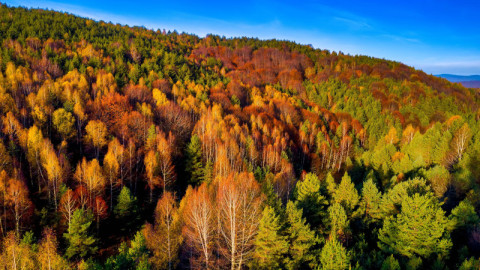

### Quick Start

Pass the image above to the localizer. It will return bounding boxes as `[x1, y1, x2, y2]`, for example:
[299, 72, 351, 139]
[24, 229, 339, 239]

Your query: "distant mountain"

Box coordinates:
[460, 80, 480, 88]
[436, 74, 480, 88]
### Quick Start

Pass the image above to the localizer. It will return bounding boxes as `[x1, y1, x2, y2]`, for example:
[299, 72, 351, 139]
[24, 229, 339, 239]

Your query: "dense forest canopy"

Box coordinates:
[0, 3, 479, 269]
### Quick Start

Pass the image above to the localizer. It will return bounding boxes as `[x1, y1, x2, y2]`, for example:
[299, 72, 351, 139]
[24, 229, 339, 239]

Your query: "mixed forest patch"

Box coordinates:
[0, 3, 479, 269]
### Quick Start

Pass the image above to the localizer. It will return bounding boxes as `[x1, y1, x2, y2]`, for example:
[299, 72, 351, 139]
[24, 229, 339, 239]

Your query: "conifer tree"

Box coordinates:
[295, 173, 328, 228]
[64, 208, 97, 259]
[253, 206, 288, 269]
[333, 172, 359, 215]
[360, 178, 382, 221]
[381, 255, 400, 270]
[378, 193, 452, 258]
[328, 203, 348, 237]
[320, 237, 350, 270]
[284, 201, 317, 270]
[114, 186, 139, 234]
[185, 134, 204, 186]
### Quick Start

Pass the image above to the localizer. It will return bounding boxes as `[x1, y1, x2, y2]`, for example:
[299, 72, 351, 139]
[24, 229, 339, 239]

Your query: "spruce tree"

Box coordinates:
[114, 186, 139, 233]
[320, 237, 350, 270]
[295, 173, 328, 228]
[253, 206, 288, 269]
[185, 134, 204, 186]
[285, 201, 317, 270]
[334, 172, 359, 214]
[360, 178, 382, 221]
[328, 203, 348, 237]
[378, 193, 452, 258]
[64, 208, 97, 259]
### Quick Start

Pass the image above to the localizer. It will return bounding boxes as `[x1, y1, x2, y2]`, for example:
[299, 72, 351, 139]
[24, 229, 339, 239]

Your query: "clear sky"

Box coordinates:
[4, 0, 480, 75]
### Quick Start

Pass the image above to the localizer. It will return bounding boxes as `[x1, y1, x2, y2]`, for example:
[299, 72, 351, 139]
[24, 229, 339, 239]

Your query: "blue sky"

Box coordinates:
[4, 0, 480, 75]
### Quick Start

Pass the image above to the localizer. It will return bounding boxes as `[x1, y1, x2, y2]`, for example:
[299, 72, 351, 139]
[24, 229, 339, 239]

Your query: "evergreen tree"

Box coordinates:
[295, 173, 328, 228]
[185, 134, 204, 186]
[328, 203, 348, 237]
[320, 237, 350, 270]
[333, 172, 360, 215]
[381, 255, 400, 270]
[378, 193, 452, 258]
[64, 208, 97, 259]
[114, 186, 139, 234]
[253, 206, 288, 269]
[360, 178, 382, 221]
[284, 201, 317, 270]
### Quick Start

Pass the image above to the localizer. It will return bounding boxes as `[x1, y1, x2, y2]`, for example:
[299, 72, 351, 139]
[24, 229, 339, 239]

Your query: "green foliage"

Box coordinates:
[450, 200, 480, 230]
[114, 186, 139, 234]
[185, 134, 204, 186]
[328, 203, 348, 237]
[320, 237, 350, 270]
[284, 201, 317, 270]
[295, 173, 328, 229]
[64, 209, 97, 259]
[381, 255, 400, 270]
[333, 172, 360, 215]
[253, 206, 288, 269]
[360, 178, 382, 221]
[378, 193, 452, 258]
[105, 231, 150, 270]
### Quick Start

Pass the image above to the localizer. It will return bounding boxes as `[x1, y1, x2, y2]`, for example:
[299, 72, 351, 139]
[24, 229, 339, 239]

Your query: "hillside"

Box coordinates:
[0, 3, 479, 269]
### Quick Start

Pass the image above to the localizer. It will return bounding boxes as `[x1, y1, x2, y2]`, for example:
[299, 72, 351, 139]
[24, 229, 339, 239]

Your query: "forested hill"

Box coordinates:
[0, 3, 480, 270]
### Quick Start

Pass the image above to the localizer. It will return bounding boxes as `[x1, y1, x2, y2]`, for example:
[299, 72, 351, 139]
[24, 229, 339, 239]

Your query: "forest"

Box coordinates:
[0, 3, 479, 269]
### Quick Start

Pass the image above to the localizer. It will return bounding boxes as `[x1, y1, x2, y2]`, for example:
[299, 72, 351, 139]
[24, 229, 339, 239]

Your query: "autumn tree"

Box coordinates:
[445, 123, 471, 167]
[0, 232, 36, 270]
[74, 158, 106, 206]
[182, 184, 215, 269]
[93, 196, 108, 232]
[41, 139, 63, 210]
[7, 177, 32, 236]
[216, 172, 264, 270]
[59, 189, 77, 229]
[144, 150, 160, 202]
[157, 132, 176, 193]
[144, 192, 182, 270]
[52, 108, 75, 141]
[38, 228, 67, 270]
[104, 138, 124, 208]
[84, 120, 108, 158]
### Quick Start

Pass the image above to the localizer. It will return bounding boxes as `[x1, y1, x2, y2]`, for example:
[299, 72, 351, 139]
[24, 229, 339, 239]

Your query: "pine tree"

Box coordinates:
[295, 173, 328, 228]
[63, 208, 97, 259]
[284, 201, 317, 270]
[253, 206, 288, 269]
[114, 186, 138, 233]
[381, 255, 400, 270]
[333, 172, 359, 215]
[360, 178, 382, 221]
[328, 203, 348, 237]
[320, 237, 350, 270]
[185, 134, 204, 186]
[378, 193, 452, 258]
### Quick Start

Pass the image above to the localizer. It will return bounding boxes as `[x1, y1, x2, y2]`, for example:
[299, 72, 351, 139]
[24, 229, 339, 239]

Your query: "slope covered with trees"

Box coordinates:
[0, 3, 479, 269]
